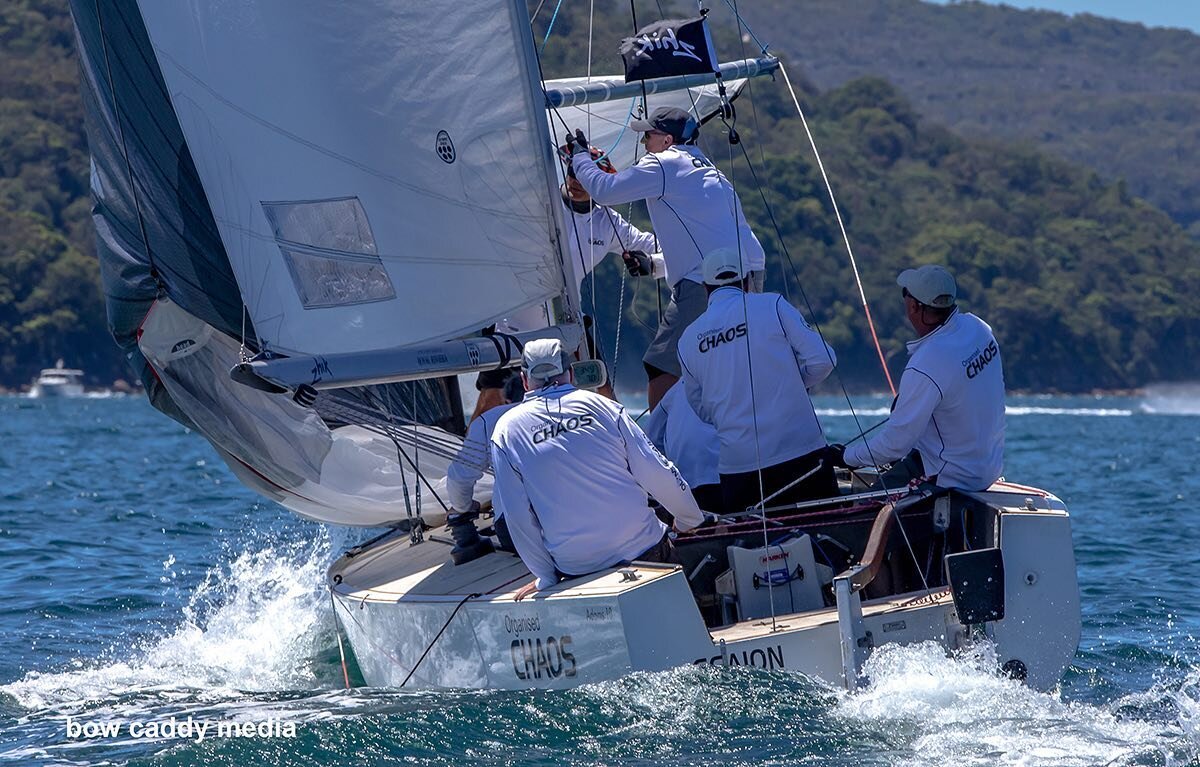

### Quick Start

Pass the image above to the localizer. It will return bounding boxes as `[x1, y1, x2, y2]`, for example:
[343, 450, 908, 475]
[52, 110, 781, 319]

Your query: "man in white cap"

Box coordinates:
[678, 249, 838, 514]
[490, 338, 705, 600]
[565, 107, 766, 410]
[834, 265, 1005, 491]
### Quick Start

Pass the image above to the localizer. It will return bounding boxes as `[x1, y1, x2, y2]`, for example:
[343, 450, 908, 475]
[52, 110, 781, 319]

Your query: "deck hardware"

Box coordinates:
[1024, 571, 1038, 586]
[1024, 497, 1036, 511]
[687, 554, 716, 582]
[932, 496, 951, 532]
[619, 568, 640, 582]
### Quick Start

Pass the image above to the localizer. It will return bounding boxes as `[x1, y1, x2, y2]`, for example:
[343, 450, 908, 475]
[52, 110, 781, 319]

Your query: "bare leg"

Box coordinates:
[647, 373, 678, 411]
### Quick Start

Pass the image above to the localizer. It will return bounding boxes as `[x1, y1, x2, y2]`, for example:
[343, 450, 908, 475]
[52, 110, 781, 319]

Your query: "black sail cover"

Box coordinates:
[68, 0, 467, 526]
[620, 17, 720, 83]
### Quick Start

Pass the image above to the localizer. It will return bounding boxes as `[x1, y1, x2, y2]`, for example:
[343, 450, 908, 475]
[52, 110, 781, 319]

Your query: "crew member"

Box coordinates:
[490, 338, 705, 600]
[445, 372, 525, 563]
[834, 265, 1005, 491]
[642, 380, 721, 512]
[500, 149, 660, 399]
[679, 249, 837, 513]
[562, 148, 660, 282]
[567, 107, 766, 410]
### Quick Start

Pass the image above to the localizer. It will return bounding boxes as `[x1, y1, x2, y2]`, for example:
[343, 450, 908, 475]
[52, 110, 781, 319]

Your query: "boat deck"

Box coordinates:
[331, 526, 678, 604]
[709, 588, 954, 642]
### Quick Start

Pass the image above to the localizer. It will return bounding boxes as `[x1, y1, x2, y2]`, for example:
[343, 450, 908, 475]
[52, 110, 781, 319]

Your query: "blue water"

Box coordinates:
[2, 393, 1199, 766]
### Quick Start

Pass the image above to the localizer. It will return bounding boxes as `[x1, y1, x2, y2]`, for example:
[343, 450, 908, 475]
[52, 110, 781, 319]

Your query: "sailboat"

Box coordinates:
[69, 1, 1080, 691]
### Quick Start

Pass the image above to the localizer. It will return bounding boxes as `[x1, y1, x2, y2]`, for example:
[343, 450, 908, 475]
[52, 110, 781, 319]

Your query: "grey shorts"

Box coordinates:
[643, 279, 710, 378]
[642, 272, 764, 378]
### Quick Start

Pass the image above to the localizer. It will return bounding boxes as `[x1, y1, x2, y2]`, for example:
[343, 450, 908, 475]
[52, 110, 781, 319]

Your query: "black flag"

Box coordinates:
[619, 17, 720, 83]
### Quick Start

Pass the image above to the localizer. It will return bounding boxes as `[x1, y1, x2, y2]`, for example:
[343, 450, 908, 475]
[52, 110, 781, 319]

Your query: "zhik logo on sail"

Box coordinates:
[635, 28, 701, 62]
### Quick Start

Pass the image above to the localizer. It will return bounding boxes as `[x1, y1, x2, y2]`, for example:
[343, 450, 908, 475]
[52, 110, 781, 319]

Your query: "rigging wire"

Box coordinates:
[329, 587, 352, 689]
[539, 0, 567, 55]
[777, 61, 896, 397]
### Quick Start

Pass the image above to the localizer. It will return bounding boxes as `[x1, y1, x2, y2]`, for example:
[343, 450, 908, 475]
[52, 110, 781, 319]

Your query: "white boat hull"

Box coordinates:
[30, 380, 85, 398]
[330, 484, 1080, 692]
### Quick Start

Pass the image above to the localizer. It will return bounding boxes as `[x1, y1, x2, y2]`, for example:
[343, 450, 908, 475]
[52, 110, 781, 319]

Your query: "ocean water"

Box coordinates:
[1, 392, 1199, 766]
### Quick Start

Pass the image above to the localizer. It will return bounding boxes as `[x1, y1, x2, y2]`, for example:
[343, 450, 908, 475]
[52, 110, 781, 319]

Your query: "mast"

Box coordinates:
[508, 0, 584, 331]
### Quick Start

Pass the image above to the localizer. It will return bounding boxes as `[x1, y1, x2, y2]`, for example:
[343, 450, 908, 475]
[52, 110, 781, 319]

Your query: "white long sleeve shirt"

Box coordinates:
[641, 381, 720, 489]
[679, 288, 836, 474]
[496, 202, 658, 334]
[562, 202, 659, 281]
[445, 402, 518, 515]
[844, 310, 1005, 491]
[572, 145, 765, 288]
[490, 383, 704, 589]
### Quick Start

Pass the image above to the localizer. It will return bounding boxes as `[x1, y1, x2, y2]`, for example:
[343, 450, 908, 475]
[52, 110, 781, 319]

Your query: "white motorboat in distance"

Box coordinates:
[30, 361, 85, 398]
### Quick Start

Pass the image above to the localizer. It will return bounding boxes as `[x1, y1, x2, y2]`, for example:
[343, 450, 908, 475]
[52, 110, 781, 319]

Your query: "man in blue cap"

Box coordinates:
[566, 107, 766, 410]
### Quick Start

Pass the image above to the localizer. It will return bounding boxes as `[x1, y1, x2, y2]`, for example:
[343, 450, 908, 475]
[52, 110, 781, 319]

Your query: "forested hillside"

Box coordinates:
[2, 0, 1199, 392]
[542, 0, 1200, 392]
[739, 0, 1200, 237]
[0, 0, 111, 387]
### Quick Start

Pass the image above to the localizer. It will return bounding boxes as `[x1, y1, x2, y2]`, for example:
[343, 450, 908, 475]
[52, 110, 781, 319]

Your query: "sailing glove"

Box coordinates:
[623, 250, 653, 277]
[565, 128, 591, 157]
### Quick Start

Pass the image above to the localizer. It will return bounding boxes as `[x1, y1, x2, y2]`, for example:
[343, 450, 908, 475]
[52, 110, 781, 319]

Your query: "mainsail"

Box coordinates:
[130, 0, 576, 356]
[70, 0, 774, 526]
[71, 0, 571, 525]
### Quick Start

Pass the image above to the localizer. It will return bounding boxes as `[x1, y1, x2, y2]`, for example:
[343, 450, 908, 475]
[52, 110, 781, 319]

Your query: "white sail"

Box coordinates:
[135, 0, 572, 357]
[138, 298, 480, 527]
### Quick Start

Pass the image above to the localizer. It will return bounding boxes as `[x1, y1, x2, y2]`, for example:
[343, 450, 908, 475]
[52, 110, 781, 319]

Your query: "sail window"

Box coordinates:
[262, 198, 396, 308]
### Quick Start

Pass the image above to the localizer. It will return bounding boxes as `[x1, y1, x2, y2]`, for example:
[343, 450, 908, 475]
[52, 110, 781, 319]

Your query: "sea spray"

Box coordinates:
[2, 523, 348, 713]
[838, 641, 1195, 766]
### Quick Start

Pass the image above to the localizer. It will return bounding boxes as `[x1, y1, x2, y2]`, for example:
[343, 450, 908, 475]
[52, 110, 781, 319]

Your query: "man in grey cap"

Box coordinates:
[678, 249, 837, 513]
[565, 107, 766, 410]
[490, 338, 704, 600]
[833, 265, 1006, 491]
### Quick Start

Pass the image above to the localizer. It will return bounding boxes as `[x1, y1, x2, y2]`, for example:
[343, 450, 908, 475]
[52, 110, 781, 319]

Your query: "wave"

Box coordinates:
[1005, 406, 1133, 416]
[0, 530, 344, 717]
[1139, 383, 1200, 416]
[839, 641, 1199, 766]
[816, 406, 1133, 417]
